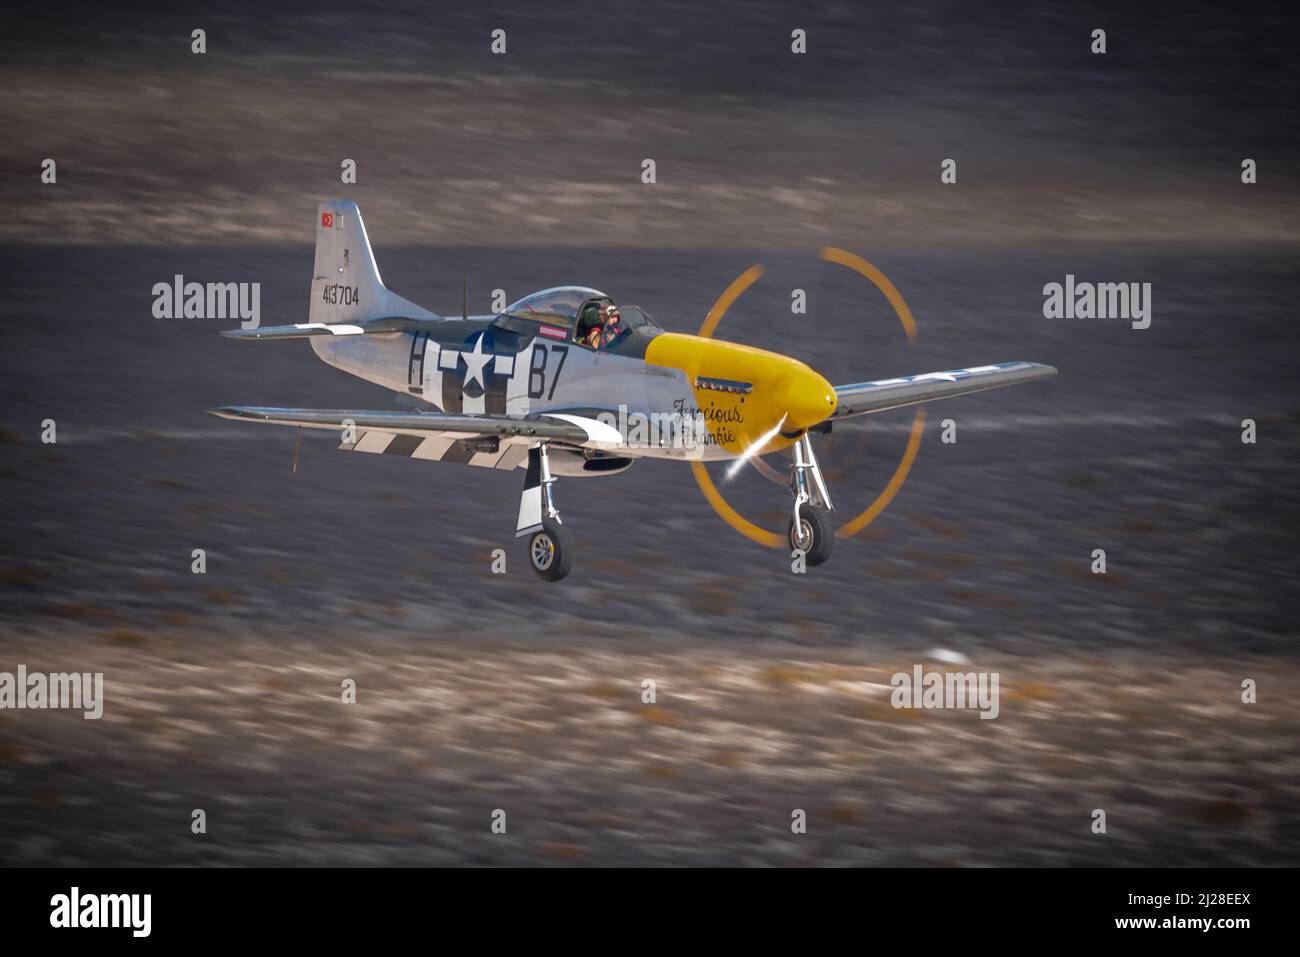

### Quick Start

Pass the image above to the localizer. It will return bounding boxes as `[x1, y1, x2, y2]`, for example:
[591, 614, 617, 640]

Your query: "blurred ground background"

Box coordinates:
[1, 0, 1297, 865]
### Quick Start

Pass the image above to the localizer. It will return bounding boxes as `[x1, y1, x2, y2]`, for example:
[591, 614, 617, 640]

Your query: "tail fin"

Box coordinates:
[310, 200, 438, 324]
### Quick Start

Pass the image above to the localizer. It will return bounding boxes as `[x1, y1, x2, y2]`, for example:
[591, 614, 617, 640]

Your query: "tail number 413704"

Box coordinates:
[322, 284, 359, 306]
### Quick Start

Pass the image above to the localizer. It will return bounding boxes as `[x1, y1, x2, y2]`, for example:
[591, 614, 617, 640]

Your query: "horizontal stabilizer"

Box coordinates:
[221, 316, 444, 340]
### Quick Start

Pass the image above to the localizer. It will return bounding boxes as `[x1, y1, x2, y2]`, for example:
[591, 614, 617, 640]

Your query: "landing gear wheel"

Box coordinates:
[789, 506, 834, 566]
[527, 518, 574, 582]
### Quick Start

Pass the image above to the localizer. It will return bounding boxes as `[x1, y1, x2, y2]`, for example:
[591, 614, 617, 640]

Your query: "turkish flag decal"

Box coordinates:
[321, 212, 334, 228]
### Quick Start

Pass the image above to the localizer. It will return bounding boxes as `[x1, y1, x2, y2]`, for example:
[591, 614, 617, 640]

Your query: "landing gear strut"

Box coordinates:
[518, 444, 574, 581]
[788, 433, 834, 566]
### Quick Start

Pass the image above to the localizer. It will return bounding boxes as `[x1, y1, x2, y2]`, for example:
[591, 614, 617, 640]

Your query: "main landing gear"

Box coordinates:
[788, 433, 834, 566]
[516, 434, 834, 581]
[518, 444, 574, 581]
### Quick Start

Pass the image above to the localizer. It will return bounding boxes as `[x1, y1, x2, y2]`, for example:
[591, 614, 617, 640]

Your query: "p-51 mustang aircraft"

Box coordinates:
[213, 201, 1055, 581]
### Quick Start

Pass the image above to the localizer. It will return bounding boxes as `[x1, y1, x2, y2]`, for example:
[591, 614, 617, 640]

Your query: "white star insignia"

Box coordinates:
[460, 334, 493, 390]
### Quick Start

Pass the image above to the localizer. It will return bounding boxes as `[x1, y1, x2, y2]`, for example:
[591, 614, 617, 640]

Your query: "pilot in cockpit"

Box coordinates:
[578, 302, 624, 349]
[598, 304, 624, 345]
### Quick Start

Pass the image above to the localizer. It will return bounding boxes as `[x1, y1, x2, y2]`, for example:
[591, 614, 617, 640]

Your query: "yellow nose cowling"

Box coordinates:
[643, 333, 839, 454]
[778, 367, 838, 430]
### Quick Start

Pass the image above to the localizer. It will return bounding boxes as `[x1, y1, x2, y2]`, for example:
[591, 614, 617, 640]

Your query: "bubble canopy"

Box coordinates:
[503, 286, 609, 322]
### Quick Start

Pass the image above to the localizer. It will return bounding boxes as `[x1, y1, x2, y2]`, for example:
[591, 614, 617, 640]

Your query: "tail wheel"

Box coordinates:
[789, 506, 834, 566]
[527, 518, 575, 582]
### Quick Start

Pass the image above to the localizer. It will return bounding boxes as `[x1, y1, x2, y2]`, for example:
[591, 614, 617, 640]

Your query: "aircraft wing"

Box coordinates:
[829, 361, 1057, 420]
[209, 406, 623, 471]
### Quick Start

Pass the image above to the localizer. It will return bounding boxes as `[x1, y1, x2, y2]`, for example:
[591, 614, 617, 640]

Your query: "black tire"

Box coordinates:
[789, 506, 834, 566]
[526, 518, 575, 582]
